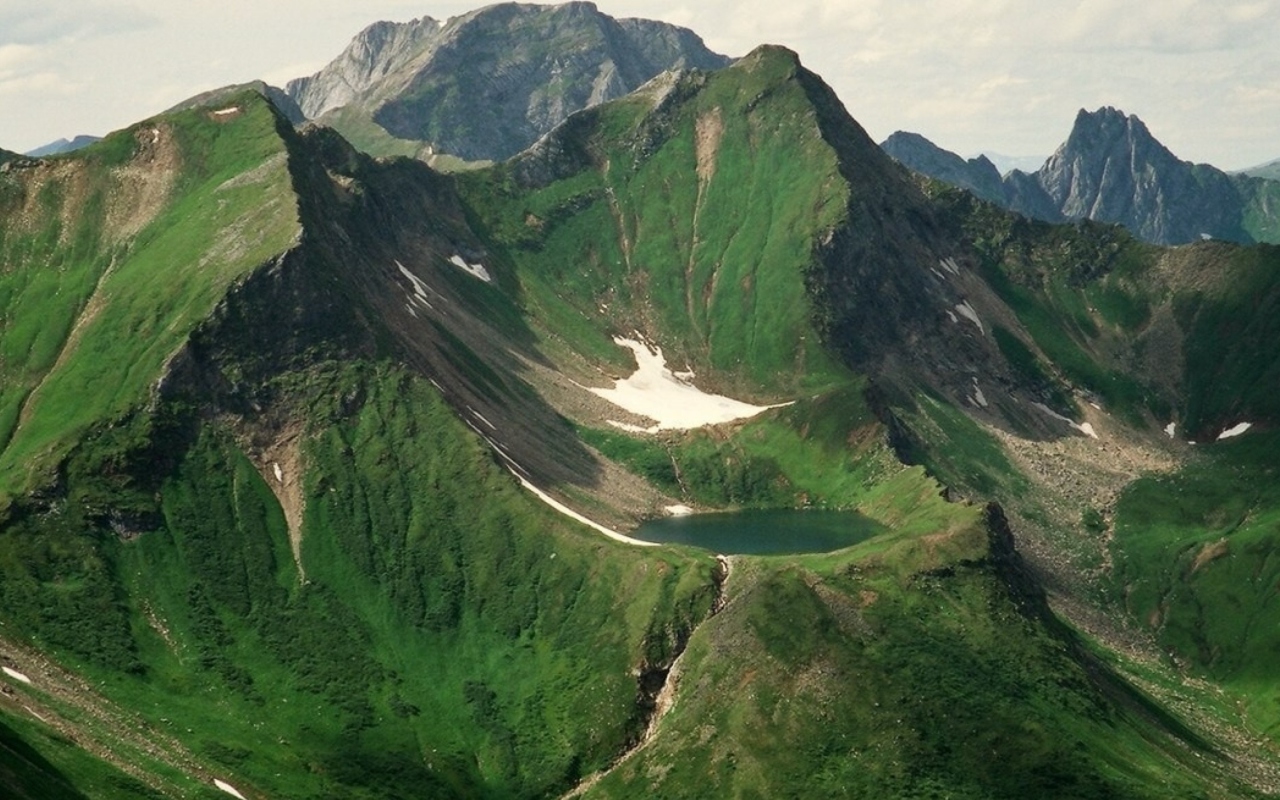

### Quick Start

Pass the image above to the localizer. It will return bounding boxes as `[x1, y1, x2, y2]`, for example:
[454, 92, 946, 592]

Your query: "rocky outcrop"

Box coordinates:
[286, 1, 731, 162]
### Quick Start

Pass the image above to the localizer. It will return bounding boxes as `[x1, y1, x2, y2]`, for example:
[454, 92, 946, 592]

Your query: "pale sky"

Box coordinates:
[2, 1, 1278, 170]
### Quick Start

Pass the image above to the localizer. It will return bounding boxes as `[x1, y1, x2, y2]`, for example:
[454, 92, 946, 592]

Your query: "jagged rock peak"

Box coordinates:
[1053, 106, 1175, 165]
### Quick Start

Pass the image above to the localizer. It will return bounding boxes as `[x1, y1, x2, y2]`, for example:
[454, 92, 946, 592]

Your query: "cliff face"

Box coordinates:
[286, 1, 731, 162]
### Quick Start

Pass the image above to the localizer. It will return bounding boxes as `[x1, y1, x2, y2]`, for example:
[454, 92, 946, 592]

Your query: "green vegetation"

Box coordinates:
[1174, 244, 1280, 436]
[2, 362, 718, 799]
[1111, 430, 1280, 737]
[0, 711, 199, 800]
[591, 512, 1244, 799]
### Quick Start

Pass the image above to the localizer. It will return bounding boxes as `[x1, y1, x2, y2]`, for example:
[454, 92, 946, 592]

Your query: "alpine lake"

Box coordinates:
[631, 509, 887, 555]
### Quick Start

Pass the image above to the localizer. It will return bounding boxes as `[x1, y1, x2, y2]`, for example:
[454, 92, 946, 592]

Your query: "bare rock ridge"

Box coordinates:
[883, 106, 1280, 245]
[285, 1, 732, 162]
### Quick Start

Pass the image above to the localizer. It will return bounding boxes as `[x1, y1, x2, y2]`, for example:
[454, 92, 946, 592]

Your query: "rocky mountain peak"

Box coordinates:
[1031, 106, 1249, 242]
[286, 1, 731, 162]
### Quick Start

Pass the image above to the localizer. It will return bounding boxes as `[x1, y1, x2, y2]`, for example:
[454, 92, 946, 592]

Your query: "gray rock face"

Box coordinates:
[884, 107, 1280, 245]
[286, 1, 731, 162]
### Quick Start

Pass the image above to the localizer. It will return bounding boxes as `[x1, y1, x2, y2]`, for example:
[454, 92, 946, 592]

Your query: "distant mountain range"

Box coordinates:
[285, 1, 731, 163]
[883, 107, 1280, 245]
[1241, 157, 1280, 181]
[22, 134, 102, 158]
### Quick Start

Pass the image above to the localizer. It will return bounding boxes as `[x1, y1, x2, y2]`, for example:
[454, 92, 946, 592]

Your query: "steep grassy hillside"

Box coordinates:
[928, 182, 1280, 440]
[458, 48, 850, 395]
[1111, 431, 1280, 739]
[590, 509, 1249, 799]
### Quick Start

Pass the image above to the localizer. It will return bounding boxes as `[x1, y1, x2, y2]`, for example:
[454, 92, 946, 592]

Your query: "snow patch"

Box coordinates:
[272, 463, 283, 484]
[467, 407, 496, 430]
[397, 261, 435, 310]
[212, 107, 240, 117]
[1032, 402, 1097, 439]
[214, 780, 247, 800]
[1165, 422, 1177, 439]
[449, 254, 492, 283]
[946, 309, 958, 324]
[954, 301, 984, 334]
[150, 128, 160, 144]
[665, 504, 694, 517]
[1217, 422, 1252, 440]
[940, 257, 961, 275]
[971, 386, 989, 408]
[589, 337, 788, 431]
[3, 666, 32, 685]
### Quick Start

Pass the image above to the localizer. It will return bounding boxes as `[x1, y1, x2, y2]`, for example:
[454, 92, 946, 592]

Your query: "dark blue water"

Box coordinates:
[632, 509, 886, 555]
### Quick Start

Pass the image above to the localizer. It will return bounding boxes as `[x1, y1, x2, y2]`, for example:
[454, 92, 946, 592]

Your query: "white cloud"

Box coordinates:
[0, 2, 156, 46]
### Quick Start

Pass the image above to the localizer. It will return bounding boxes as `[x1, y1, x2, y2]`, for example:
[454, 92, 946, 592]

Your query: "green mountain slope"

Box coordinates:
[2, 38, 1280, 800]
[0, 94, 300, 504]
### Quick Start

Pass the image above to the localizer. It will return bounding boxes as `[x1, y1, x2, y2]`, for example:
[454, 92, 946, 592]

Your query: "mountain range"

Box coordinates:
[883, 107, 1280, 245]
[4, 4, 1280, 799]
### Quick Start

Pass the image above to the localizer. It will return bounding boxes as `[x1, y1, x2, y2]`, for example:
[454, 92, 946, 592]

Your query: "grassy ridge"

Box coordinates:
[0, 92, 299, 502]
[590, 511, 1241, 799]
